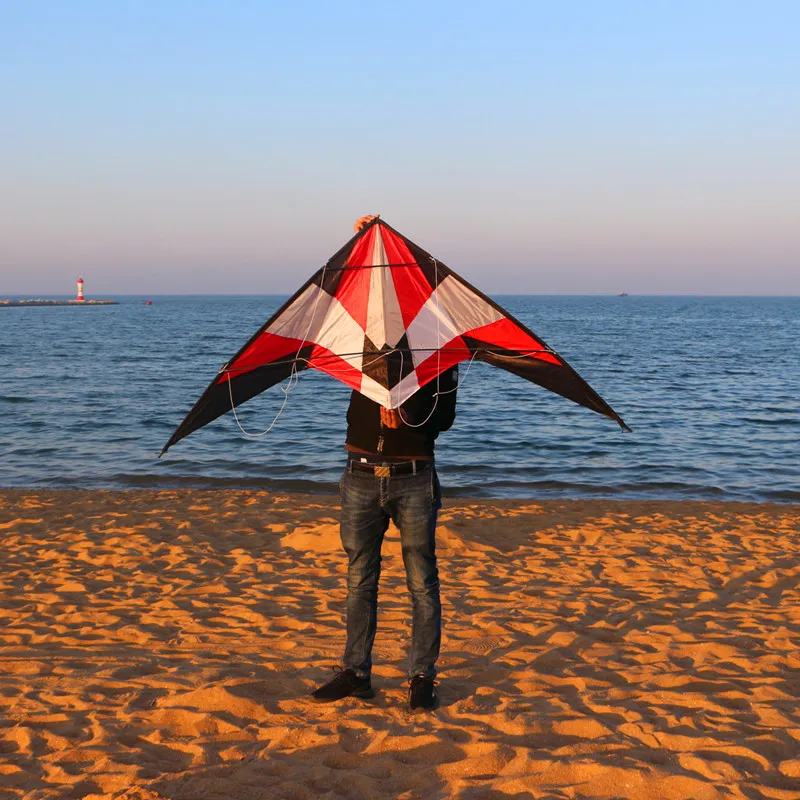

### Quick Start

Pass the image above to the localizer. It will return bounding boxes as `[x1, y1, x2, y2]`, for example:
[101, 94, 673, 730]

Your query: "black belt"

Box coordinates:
[348, 457, 430, 477]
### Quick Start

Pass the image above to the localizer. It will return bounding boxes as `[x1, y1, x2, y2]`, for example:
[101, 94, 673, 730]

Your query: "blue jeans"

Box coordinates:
[339, 460, 442, 680]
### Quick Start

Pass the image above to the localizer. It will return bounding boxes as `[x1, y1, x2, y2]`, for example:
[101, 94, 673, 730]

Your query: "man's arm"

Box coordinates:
[384, 367, 458, 432]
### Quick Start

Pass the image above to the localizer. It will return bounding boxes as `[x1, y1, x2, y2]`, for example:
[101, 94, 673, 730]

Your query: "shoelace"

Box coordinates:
[409, 675, 438, 694]
[330, 665, 363, 685]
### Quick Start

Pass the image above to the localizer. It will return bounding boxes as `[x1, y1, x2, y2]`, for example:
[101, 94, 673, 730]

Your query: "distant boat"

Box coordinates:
[617, 292, 629, 297]
[143, 299, 153, 305]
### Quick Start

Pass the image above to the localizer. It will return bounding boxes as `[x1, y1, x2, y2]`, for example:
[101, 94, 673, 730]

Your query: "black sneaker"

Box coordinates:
[310, 667, 375, 703]
[409, 675, 439, 712]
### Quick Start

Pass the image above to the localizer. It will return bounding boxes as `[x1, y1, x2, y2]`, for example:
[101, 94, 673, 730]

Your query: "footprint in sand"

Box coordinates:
[461, 635, 513, 654]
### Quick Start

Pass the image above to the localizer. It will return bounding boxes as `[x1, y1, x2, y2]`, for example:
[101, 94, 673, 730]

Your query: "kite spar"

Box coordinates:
[161, 218, 630, 455]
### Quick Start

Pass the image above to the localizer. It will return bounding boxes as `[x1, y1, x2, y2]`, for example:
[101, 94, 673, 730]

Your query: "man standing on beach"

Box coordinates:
[311, 215, 458, 712]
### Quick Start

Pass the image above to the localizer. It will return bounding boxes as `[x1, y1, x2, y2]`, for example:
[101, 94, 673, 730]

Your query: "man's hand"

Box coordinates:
[380, 406, 402, 429]
[354, 214, 380, 232]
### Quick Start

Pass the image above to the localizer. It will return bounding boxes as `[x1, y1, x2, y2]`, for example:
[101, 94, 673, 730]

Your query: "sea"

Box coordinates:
[1, 294, 798, 502]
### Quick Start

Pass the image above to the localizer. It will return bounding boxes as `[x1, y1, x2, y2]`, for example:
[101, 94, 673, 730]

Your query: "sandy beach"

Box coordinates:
[0, 489, 797, 799]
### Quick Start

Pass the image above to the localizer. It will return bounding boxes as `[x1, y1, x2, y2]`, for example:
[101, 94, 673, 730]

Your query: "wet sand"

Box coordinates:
[0, 489, 798, 799]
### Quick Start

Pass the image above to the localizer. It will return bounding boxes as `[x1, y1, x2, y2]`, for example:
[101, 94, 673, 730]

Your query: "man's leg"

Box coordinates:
[391, 465, 442, 681]
[339, 468, 389, 678]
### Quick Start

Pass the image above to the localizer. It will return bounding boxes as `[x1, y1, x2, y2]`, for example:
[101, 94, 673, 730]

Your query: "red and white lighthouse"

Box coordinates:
[76, 277, 85, 302]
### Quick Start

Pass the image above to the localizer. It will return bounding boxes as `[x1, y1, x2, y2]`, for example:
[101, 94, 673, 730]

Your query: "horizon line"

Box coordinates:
[2, 292, 799, 299]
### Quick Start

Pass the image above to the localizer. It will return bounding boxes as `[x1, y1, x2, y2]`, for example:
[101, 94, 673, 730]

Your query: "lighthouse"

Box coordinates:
[76, 277, 85, 302]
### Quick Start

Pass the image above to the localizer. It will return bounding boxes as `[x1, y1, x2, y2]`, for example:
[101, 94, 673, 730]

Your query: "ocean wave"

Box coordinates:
[98, 473, 341, 494]
[740, 417, 800, 426]
[761, 489, 800, 501]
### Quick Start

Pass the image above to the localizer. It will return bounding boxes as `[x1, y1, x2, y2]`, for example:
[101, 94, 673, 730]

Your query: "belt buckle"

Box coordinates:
[374, 465, 391, 478]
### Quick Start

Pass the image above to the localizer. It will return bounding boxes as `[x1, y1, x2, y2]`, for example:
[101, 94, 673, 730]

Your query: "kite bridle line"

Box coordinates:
[221, 244, 561, 436]
[397, 255, 443, 429]
[223, 345, 555, 438]
[224, 259, 331, 438]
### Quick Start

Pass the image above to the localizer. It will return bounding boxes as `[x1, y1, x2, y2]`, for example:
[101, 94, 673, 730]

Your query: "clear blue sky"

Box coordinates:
[2, 1, 798, 295]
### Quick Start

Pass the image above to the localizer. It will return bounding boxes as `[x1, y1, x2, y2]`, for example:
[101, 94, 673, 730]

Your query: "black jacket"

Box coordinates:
[345, 367, 458, 458]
